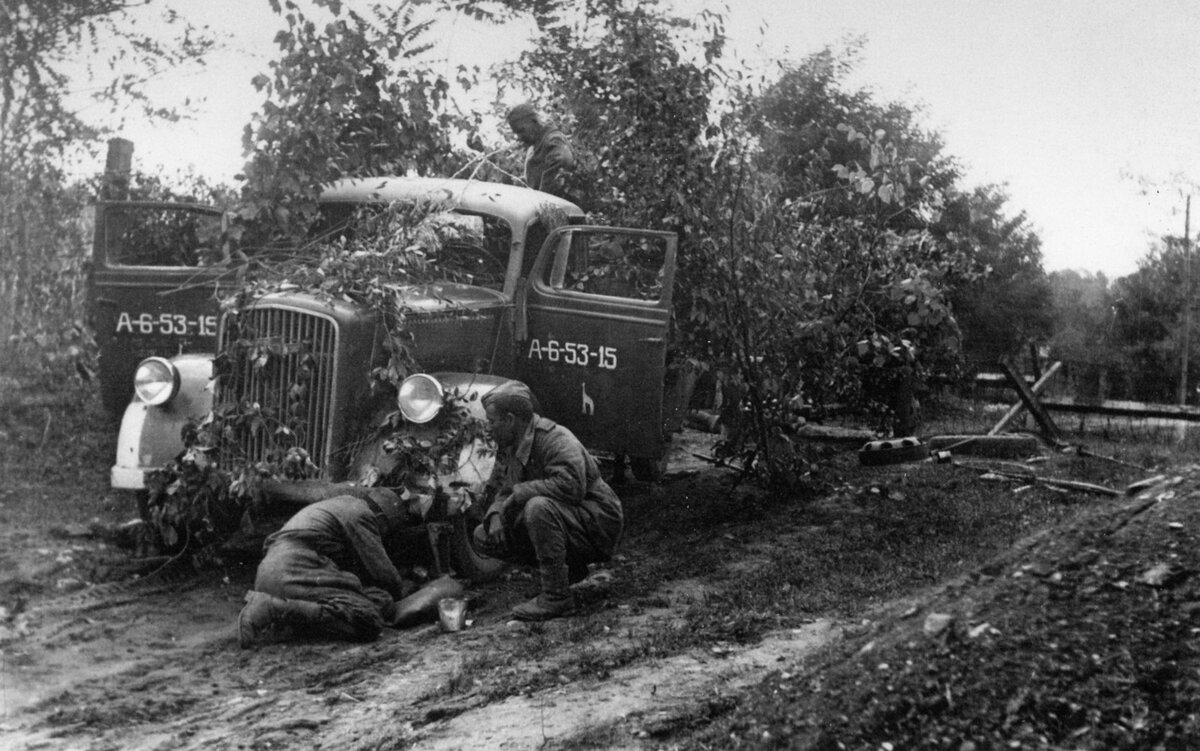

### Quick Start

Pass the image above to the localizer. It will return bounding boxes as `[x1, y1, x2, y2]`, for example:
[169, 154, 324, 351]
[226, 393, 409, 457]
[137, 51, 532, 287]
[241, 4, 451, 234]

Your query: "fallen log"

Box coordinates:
[1125, 474, 1169, 496]
[950, 460, 1119, 496]
[1034, 476, 1120, 497]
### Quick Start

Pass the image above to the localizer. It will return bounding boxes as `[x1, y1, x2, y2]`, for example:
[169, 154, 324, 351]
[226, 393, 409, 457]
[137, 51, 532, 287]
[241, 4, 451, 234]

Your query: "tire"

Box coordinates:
[630, 455, 668, 482]
[99, 353, 132, 418]
[858, 436, 929, 466]
[447, 515, 509, 583]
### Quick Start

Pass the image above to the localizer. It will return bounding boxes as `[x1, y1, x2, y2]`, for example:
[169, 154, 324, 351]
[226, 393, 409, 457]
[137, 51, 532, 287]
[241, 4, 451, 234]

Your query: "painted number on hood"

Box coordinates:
[526, 338, 617, 369]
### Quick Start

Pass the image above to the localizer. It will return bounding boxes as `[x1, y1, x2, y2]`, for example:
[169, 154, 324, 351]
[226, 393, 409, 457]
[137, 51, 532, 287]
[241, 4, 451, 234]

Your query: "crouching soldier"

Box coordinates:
[474, 381, 623, 621]
[237, 490, 415, 647]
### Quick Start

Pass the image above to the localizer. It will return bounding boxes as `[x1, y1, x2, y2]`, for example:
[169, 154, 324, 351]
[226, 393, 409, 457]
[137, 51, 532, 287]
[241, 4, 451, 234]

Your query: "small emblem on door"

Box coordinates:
[581, 382, 595, 416]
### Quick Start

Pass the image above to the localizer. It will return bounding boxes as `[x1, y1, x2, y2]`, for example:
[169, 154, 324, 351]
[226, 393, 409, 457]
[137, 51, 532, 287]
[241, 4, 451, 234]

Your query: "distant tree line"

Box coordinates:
[1047, 232, 1199, 405]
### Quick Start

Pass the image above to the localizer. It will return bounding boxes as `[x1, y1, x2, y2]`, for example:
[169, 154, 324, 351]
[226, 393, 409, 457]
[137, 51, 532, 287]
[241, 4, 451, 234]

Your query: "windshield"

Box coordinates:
[101, 205, 225, 267]
[313, 203, 513, 291]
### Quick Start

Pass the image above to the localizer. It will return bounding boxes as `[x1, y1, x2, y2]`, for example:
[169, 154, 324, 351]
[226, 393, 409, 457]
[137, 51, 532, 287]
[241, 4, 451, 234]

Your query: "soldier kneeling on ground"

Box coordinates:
[237, 490, 417, 647]
[473, 380, 624, 621]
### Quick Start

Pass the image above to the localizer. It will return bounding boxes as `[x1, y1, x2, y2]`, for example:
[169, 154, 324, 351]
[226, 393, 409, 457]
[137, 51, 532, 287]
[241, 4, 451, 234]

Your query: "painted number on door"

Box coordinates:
[526, 338, 617, 369]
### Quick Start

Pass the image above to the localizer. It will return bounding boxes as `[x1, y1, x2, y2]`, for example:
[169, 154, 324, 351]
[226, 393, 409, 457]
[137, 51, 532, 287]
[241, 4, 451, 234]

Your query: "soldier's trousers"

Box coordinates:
[253, 538, 393, 642]
[475, 495, 621, 569]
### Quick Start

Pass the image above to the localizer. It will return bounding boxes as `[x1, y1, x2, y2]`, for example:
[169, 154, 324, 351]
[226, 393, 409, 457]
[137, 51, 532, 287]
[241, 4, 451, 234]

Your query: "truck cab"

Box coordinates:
[88, 201, 232, 414]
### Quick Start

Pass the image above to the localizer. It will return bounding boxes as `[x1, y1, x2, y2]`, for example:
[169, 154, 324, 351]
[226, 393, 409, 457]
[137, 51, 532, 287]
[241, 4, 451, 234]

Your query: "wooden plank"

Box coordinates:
[1040, 397, 1200, 422]
[1037, 476, 1120, 497]
[1000, 356, 1062, 443]
[988, 361, 1063, 435]
[952, 460, 1119, 496]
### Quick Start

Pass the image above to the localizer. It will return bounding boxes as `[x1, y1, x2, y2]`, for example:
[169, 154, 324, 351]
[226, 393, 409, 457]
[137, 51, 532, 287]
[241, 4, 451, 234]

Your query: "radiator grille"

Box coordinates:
[217, 306, 338, 472]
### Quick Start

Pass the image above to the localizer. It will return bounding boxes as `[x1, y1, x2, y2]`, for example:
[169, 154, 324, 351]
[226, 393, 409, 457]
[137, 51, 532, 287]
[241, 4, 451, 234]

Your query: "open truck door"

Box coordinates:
[520, 226, 677, 462]
[88, 202, 234, 414]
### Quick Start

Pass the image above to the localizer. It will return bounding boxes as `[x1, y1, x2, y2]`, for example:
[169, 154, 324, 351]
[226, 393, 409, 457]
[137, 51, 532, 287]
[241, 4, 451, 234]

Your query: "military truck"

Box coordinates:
[108, 176, 681, 579]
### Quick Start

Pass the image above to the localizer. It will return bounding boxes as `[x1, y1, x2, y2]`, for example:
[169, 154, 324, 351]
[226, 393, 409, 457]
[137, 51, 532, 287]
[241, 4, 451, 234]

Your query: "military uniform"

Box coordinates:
[238, 492, 412, 647]
[523, 129, 577, 201]
[475, 405, 623, 619]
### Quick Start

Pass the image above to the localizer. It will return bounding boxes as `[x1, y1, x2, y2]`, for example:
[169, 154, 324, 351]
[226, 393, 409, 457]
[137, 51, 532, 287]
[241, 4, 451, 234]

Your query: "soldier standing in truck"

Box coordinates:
[506, 102, 580, 205]
[474, 381, 623, 621]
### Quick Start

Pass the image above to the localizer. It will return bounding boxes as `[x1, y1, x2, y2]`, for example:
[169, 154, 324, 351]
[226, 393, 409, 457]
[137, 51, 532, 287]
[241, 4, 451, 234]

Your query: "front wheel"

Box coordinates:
[447, 515, 509, 583]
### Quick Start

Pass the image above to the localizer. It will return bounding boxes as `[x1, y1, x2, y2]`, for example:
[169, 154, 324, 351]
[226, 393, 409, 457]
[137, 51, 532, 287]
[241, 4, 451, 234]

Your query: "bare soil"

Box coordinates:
[0, 421, 844, 751]
[2, 381, 1196, 750]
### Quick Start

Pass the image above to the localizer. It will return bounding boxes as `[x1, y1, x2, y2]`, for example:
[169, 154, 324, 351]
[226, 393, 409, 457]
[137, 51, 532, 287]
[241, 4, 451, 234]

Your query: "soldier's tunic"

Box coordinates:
[254, 496, 408, 641]
[523, 129, 578, 203]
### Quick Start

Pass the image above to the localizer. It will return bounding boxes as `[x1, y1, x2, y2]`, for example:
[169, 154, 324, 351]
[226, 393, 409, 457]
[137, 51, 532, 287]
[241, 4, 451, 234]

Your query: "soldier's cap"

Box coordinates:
[481, 380, 536, 414]
[360, 488, 407, 534]
[506, 102, 538, 124]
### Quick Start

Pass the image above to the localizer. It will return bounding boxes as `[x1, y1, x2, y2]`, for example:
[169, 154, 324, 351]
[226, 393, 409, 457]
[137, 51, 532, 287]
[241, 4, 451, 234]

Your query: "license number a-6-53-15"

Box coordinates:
[526, 338, 617, 369]
[115, 312, 218, 336]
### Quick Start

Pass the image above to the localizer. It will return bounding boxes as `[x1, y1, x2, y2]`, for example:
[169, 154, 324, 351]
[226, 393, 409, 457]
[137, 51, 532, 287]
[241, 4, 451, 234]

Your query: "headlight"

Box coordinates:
[397, 374, 444, 423]
[133, 357, 180, 406]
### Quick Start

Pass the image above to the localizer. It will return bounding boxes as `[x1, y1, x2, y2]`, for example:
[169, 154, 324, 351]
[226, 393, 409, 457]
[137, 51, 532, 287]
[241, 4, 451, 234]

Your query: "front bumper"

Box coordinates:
[111, 465, 149, 490]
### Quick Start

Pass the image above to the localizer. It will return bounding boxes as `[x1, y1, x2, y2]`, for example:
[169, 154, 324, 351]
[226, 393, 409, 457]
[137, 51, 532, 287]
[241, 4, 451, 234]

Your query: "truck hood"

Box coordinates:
[388, 283, 508, 314]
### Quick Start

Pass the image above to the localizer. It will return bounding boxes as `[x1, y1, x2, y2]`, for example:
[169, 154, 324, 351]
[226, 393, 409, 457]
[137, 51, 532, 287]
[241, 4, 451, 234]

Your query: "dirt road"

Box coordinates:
[1, 483, 845, 751]
[0, 428, 845, 750]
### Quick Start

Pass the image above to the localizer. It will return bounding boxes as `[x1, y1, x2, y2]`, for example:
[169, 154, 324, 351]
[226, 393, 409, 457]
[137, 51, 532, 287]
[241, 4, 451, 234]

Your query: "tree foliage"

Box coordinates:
[1047, 269, 1113, 362]
[1107, 240, 1199, 402]
[0, 0, 213, 376]
[685, 120, 966, 475]
[237, 0, 481, 243]
[945, 185, 1053, 367]
[1047, 243, 1200, 405]
[493, 4, 985, 480]
[750, 42, 957, 230]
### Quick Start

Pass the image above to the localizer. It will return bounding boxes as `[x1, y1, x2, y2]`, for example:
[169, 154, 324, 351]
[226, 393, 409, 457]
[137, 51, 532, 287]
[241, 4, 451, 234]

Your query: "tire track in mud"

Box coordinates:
[406, 619, 842, 750]
[3, 440, 784, 749]
[22, 559, 208, 616]
[4, 574, 505, 750]
[4, 570, 819, 751]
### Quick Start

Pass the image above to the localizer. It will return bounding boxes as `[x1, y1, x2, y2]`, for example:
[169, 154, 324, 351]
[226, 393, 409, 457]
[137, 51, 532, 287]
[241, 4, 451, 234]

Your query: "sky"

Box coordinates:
[106, 0, 1200, 280]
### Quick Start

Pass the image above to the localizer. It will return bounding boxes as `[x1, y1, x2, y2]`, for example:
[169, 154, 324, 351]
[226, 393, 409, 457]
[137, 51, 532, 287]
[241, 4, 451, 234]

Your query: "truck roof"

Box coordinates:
[319, 176, 585, 224]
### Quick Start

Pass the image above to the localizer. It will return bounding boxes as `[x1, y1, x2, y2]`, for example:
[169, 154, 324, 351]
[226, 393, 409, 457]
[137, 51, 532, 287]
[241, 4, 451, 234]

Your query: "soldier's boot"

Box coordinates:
[512, 562, 576, 621]
[237, 591, 326, 648]
[524, 560, 588, 598]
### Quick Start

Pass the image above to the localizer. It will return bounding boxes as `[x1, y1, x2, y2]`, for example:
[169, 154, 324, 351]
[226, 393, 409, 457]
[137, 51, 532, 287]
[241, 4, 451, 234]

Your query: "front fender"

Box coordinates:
[110, 353, 214, 490]
[348, 372, 525, 516]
